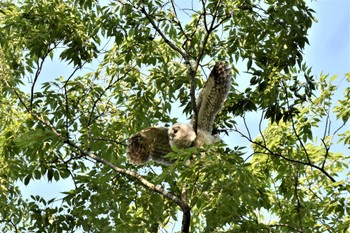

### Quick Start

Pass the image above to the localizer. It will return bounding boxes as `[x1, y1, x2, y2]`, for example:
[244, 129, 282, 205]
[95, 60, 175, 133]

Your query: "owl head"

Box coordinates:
[168, 123, 196, 148]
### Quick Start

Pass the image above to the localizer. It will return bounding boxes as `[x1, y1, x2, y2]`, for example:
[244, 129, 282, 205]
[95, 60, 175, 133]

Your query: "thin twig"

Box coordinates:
[63, 64, 83, 138]
[55, 150, 78, 189]
[332, 122, 346, 137]
[170, 0, 188, 40]
[30, 46, 56, 110]
[0, 219, 19, 233]
[259, 110, 267, 146]
[320, 138, 330, 170]
[242, 115, 252, 140]
[201, 0, 209, 32]
[322, 109, 331, 140]
[281, 81, 311, 164]
[30, 57, 45, 109]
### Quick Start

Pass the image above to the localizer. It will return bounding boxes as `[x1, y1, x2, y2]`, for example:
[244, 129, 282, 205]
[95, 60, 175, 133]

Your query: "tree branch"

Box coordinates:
[30, 57, 45, 109]
[29, 109, 193, 230]
[180, 184, 191, 233]
[140, 5, 186, 59]
[139, 3, 198, 137]
[65, 139, 185, 206]
[233, 126, 339, 184]
[320, 138, 330, 170]
[88, 137, 127, 146]
[195, 0, 223, 67]
[181, 205, 191, 233]
[201, 0, 209, 32]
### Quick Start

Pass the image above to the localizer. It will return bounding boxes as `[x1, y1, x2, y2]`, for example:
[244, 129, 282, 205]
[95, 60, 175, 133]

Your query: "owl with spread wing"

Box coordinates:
[127, 61, 232, 165]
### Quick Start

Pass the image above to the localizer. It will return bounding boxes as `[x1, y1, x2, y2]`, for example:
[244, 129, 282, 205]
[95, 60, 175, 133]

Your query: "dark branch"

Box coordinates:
[89, 137, 127, 146]
[181, 205, 191, 233]
[55, 150, 79, 189]
[30, 57, 45, 109]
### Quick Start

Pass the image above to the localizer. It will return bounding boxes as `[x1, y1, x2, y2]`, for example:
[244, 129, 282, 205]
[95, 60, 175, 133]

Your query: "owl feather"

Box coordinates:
[196, 61, 232, 133]
[127, 127, 172, 165]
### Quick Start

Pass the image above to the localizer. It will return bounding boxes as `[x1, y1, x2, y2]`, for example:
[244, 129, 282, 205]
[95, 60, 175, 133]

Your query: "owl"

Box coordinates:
[126, 61, 232, 165]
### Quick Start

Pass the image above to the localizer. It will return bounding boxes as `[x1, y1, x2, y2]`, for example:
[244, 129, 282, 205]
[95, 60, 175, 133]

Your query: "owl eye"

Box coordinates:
[173, 128, 178, 134]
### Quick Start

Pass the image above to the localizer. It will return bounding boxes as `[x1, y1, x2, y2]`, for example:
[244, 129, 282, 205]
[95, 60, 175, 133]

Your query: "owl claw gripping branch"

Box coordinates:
[127, 61, 232, 165]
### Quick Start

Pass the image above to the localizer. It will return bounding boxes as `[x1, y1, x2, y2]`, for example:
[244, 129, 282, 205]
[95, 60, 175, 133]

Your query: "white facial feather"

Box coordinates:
[168, 123, 196, 148]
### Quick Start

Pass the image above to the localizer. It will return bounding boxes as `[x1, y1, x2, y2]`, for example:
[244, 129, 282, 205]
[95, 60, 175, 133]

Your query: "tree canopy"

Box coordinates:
[0, 0, 349, 232]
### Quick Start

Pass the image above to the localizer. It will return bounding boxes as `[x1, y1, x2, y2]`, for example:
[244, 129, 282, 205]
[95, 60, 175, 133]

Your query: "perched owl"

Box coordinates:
[126, 61, 232, 165]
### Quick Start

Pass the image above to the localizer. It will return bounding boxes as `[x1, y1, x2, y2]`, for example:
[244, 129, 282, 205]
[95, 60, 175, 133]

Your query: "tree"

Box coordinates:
[0, 0, 349, 232]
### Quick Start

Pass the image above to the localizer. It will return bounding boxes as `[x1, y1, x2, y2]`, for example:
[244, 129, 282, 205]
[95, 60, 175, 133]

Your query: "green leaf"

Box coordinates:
[24, 174, 32, 186]
[47, 169, 54, 182]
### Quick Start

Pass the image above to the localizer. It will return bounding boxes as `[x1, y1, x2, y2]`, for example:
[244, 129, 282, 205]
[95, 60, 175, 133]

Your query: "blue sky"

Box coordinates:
[19, 0, 350, 213]
[305, 0, 349, 78]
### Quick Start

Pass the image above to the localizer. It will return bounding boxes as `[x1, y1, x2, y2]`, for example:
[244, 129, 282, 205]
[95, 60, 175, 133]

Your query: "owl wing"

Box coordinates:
[195, 61, 232, 132]
[127, 126, 173, 165]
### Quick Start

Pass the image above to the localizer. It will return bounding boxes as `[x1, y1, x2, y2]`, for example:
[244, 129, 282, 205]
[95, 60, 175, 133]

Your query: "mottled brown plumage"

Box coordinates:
[127, 127, 172, 165]
[195, 61, 232, 132]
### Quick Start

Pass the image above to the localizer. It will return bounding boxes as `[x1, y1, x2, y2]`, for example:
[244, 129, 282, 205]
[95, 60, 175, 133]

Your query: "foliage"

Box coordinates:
[0, 0, 349, 232]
